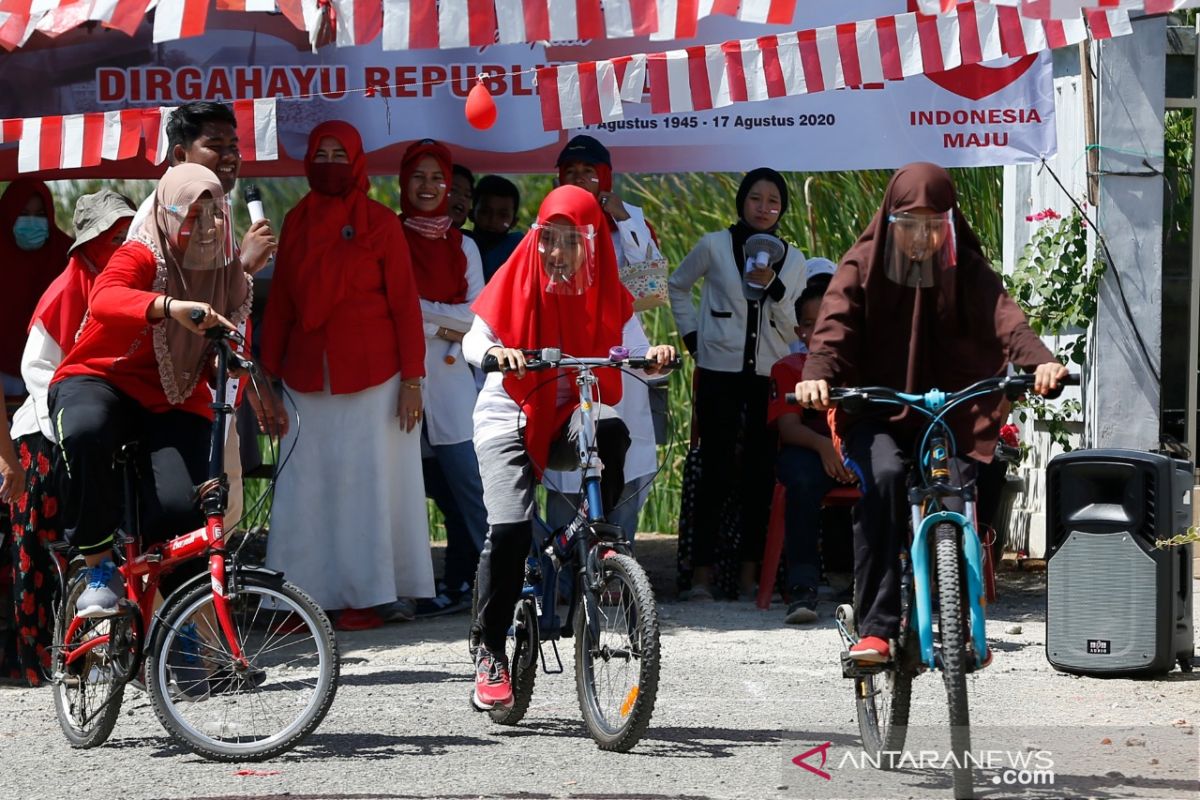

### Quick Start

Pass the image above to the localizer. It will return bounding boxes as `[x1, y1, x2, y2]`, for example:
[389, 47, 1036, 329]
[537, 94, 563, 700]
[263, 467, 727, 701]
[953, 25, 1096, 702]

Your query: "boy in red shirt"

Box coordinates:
[768, 283, 857, 623]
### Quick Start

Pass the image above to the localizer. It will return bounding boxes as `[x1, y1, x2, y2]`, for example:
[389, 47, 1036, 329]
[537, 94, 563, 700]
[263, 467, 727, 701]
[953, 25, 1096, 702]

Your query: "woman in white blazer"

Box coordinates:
[668, 168, 806, 600]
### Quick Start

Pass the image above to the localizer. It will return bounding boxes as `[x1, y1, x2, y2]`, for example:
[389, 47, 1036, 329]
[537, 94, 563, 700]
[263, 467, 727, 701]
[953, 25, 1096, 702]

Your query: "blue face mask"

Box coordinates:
[13, 215, 49, 251]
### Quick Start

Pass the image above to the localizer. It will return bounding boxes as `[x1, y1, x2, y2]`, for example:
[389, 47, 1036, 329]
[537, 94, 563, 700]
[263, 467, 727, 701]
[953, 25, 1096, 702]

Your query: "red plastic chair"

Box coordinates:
[757, 483, 862, 610]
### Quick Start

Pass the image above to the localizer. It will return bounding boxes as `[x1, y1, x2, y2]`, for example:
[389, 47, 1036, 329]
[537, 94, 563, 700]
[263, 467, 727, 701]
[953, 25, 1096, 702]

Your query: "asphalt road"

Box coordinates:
[0, 535, 1196, 800]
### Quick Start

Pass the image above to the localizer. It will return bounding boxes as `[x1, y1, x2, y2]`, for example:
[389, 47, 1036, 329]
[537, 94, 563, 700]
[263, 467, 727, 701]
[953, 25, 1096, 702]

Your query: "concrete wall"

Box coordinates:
[1087, 16, 1167, 450]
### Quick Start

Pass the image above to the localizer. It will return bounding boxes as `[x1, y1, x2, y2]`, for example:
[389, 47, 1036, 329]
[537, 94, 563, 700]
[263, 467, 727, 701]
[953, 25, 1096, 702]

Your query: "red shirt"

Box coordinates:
[768, 352, 830, 437]
[259, 199, 425, 394]
[52, 241, 214, 420]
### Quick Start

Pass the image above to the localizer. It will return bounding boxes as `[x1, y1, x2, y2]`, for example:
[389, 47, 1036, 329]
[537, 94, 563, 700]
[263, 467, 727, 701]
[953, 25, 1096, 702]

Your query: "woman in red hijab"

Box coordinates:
[398, 139, 489, 618]
[0, 179, 73, 390]
[4, 189, 134, 685]
[796, 163, 1066, 663]
[260, 121, 432, 631]
[462, 184, 676, 711]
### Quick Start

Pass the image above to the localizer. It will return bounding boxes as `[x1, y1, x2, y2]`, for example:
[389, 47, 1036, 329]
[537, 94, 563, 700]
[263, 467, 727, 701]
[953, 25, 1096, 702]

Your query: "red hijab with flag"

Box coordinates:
[472, 185, 633, 476]
[399, 139, 469, 304]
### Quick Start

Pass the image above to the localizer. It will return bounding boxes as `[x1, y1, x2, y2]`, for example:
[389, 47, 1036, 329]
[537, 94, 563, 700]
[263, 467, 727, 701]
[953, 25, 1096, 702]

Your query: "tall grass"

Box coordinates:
[40, 167, 1002, 536]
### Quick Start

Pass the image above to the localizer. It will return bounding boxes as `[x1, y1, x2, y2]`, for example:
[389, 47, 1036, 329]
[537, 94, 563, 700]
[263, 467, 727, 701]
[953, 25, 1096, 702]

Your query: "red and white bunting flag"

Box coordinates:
[216, 0, 275, 9]
[604, 0, 657, 37]
[18, 115, 64, 173]
[101, 108, 143, 161]
[141, 105, 177, 164]
[34, 0, 91, 37]
[736, 0, 794, 25]
[545, 0, 1132, 129]
[0, 118, 23, 144]
[381, 0, 437, 49]
[152, 0, 208, 42]
[444, 0, 495, 47]
[232, 97, 278, 161]
[59, 111, 105, 168]
[332, 0, 381, 45]
[650, 0, 698, 40]
[91, 0, 149, 35]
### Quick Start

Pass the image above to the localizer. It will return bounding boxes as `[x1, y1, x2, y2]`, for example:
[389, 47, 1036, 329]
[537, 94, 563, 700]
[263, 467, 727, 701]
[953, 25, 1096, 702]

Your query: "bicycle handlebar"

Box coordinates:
[784, 372, 1081, 412]
[481, 347, 683, 374]
[189, 308, 252, 372]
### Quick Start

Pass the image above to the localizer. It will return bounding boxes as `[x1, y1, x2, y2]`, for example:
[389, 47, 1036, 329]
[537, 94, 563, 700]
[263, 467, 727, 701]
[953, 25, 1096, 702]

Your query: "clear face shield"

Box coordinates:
[883, 210, 956, 288]
[535, 221, 597, 296]
[160, 198, 229, 273]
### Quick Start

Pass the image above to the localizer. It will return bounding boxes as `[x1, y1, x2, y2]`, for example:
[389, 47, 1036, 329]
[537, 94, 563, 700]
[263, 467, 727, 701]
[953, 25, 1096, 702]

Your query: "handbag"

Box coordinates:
[618, 255, 669, 312]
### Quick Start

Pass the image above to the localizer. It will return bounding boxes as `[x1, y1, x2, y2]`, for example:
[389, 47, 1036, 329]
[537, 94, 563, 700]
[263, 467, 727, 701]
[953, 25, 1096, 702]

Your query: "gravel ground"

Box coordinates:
[0, 534, 1196, 800]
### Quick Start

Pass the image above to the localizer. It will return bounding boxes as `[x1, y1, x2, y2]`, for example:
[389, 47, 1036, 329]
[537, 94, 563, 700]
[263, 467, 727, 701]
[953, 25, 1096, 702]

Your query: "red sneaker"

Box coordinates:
[849, 635, 891, 663]
[336, 607, 383, 631]
[472, 647, 514, 710]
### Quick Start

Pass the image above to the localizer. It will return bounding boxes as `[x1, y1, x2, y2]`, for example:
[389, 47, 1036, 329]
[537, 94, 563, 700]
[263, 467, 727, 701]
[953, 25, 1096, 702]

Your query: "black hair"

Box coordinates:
[472, 174, 520, 213]
[453, 163, 475, 188]
[165, 103, 237, 159]
[736, 167, 789, 221]
[795, 281, 827, 320]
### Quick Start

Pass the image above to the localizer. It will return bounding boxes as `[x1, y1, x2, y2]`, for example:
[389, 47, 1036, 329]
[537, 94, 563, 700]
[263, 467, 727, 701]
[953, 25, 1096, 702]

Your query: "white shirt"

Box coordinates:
[10, 322, 62, 441]
[420, 236, 485, 446]
[463, 314, 651, 450]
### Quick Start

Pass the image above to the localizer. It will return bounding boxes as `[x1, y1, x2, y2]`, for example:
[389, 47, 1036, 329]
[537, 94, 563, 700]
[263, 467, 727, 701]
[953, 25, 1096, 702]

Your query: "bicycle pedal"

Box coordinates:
[840, 651, 890, 679]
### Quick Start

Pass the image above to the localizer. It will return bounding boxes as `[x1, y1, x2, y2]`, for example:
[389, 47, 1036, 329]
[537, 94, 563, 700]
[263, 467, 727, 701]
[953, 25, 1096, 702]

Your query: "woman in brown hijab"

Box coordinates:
[795, 163, 1066, 662]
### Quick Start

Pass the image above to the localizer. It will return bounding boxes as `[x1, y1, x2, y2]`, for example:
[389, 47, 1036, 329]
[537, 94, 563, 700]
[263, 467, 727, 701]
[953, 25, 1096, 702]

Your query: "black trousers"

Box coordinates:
[50, 376, 210, 560]
[474, 416, 629, 654]
[845, 422, 975, 640]
[692, 368, 775, 568]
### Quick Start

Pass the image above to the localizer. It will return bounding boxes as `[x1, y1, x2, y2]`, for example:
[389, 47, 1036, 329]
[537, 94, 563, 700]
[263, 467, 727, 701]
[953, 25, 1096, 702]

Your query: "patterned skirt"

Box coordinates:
[1, 432, 66, 686]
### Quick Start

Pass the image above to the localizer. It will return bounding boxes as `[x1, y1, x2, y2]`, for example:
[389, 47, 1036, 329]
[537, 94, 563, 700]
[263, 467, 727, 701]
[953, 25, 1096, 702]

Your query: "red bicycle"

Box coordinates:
[51, 319, 338, 761]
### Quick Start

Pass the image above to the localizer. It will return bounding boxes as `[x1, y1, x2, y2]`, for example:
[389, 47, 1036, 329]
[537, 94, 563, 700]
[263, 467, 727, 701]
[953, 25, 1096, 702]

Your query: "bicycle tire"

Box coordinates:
[487, 597, 538, 726]
[145, 572, 339, 761]
[51, 569, 126, 749]
[934, 522, 973, 799]
[574, 553, 660, 752]
[855, 667, 913, 764]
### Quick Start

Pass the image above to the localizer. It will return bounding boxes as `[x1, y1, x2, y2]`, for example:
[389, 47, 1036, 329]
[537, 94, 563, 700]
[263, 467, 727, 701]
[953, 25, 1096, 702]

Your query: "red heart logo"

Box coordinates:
[905, 0, 1038, 100]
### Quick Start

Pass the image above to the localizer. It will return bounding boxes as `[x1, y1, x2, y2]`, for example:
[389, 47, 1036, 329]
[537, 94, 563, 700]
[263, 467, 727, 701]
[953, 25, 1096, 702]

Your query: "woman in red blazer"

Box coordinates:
[259, 121, 433, 631]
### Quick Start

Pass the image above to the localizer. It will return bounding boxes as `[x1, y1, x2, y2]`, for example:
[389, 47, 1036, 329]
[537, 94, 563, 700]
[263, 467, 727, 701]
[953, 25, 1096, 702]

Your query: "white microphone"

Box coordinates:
[244, 183, 266, 225]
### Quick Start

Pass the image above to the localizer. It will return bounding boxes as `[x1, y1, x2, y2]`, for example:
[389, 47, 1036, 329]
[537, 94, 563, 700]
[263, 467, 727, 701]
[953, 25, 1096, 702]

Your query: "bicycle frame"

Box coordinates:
[824, 376, 1071, 672]
[60, 327, 249, 673]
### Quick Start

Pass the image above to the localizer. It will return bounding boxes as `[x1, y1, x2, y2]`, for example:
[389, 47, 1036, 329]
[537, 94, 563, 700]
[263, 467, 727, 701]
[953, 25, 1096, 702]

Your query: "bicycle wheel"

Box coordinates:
[487, 597, 538, 725]
[934, 522, 973, 799]
[145, 572, 339, 761]
[51, 568, 130, 748]
[574, 553, 660, 752]
[855, 667, 912, 762]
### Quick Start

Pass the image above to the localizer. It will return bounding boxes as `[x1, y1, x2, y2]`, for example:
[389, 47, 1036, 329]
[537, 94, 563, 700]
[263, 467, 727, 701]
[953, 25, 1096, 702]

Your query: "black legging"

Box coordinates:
[50, 376, 210, 594]
[474, 417, 629, 654]
[691, 368, 776, 569]
[844, 422, 976, 640]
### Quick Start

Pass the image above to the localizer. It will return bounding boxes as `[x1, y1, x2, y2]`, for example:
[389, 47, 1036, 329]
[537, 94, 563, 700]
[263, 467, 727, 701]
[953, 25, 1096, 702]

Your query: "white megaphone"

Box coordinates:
[744, 233, 786, 290]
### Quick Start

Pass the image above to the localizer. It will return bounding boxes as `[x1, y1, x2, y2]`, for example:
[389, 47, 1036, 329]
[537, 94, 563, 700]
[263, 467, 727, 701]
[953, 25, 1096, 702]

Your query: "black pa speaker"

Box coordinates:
[1045, 449, 1194, 676]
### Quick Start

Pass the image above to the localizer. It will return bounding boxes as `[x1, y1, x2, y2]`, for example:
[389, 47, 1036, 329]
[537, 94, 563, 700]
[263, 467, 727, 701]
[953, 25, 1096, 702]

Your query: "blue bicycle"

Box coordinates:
[791, 372, 1076, 799]
[470, 347, 677, 751]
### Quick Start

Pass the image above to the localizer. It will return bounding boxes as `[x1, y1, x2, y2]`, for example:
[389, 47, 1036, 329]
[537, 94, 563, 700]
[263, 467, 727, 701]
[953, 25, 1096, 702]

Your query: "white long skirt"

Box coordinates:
[266, 375, 434, 610]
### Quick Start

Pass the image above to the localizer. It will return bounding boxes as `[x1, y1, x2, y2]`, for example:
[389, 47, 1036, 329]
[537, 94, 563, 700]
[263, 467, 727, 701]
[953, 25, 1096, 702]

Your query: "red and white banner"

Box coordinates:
[0, 1, 1126, 177]
[537, 2, 1131, 130]
[916, 0, 1197, 16]
[9, 99, 277, 173]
